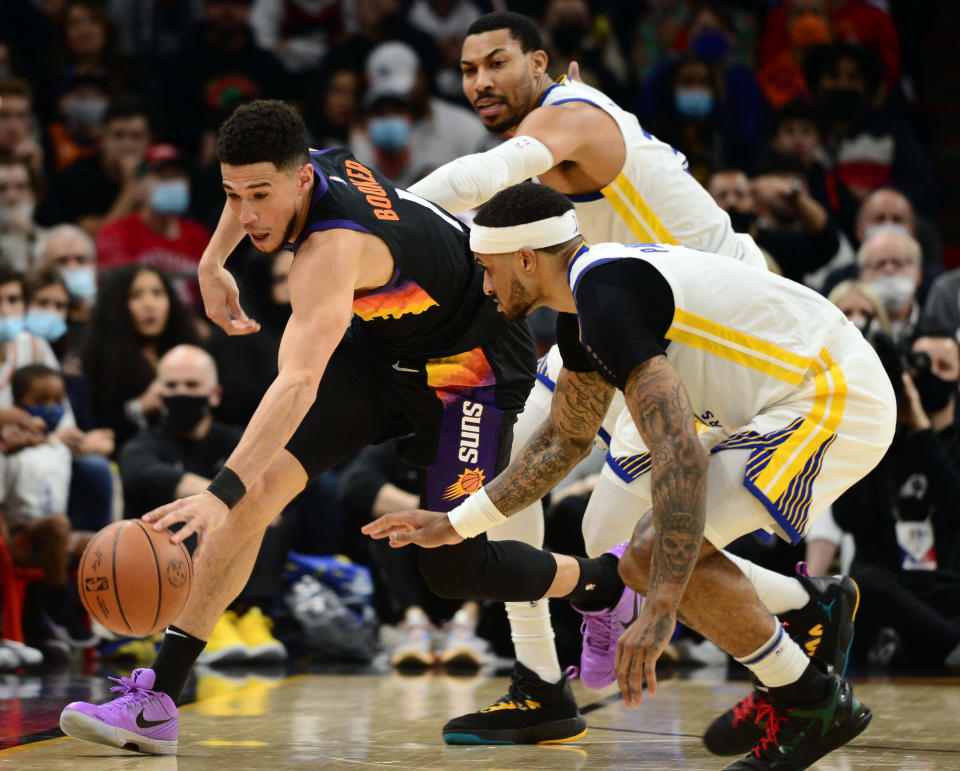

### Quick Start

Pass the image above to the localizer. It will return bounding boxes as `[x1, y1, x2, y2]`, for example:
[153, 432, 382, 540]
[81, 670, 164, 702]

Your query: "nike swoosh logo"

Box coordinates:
[136, 710, 173, 729]
[620, 593, 640, 630]
[392, 361, 419, 373]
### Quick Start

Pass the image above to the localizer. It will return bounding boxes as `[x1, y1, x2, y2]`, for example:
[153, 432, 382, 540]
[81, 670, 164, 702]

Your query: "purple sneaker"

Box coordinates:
[60, 668, 178, 755]
[574, 542, 642, 690]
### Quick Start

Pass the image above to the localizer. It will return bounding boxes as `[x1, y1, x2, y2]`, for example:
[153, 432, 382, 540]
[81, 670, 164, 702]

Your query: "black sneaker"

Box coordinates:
[703, 688, 771, 756]
[723, 675, 872, 770]
[45, 603, 96, 649]
[441, 662, 587, 745]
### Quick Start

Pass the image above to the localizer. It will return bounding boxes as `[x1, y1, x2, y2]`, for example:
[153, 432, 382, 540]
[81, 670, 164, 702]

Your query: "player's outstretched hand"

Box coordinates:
[614, 600, 676, 708]
[567, 60, 583, 82]
[199, 261, 260, 336]
[142, 491, 230, 562]
[361, 509, 464, 549]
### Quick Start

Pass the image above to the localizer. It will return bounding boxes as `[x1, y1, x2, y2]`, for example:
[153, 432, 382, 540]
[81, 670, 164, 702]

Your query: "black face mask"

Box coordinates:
[818, 88, 866, 122]
[552, 23, 588, 56]
[728, 210, 756, 233]
[163, 394, 212, 433]
[913, 370, 957, 414]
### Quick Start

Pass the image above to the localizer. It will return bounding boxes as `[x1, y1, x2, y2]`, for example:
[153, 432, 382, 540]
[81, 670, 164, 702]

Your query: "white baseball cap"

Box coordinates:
[365, 41, 420, 105]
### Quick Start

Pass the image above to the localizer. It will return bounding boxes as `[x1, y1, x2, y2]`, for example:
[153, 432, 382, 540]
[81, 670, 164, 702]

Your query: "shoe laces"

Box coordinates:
[482, 669, 542, 713]
[104, 675, 157, 712]
[579, 608, 616, 655]
[751, 700, 788, 758]
[731, 690, 769, 727]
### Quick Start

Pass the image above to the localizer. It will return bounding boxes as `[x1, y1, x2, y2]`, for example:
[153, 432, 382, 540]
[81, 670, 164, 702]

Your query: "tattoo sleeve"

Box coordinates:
[625, 355, 708, 606]
[485, 368, 615, 515]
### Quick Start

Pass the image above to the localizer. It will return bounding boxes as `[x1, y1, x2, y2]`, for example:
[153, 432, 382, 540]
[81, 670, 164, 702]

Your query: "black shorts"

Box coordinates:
[285, 321, 535, 511]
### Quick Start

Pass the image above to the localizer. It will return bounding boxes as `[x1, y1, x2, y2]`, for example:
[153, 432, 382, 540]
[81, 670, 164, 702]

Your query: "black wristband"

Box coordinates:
[207, 466, 246, 508]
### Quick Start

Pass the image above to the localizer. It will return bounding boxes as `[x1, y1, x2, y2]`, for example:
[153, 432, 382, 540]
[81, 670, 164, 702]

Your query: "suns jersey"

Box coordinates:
[566, 242, 849, 428]
[538, 78, 764, 268]
[284, 148, 506, 359]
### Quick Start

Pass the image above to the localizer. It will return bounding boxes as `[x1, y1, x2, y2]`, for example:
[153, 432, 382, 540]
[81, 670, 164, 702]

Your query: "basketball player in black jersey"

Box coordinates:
[61, 100, 639, 754]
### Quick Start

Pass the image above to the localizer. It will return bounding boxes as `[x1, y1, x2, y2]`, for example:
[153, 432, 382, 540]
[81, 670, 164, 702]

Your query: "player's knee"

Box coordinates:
[418, 548, 480, 599]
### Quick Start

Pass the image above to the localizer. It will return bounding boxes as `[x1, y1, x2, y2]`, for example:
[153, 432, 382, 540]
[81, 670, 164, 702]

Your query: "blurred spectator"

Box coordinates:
[249, 0, 345, 74]
[706, 168, 754, 233]
[350, 41, 488, 187]
[207, 251, 291, 426]
[750, 157, 840, 284]
[304, 66, 362, 149]
[922, 270, 960, 342]
[854, 187, 942, 274]
[51, 94, 152, 236]
[756, 0, 832, 110]
[540, 0, 628, 105]
[827, 279, 891, 338]
[857, 228, 923, 344]
[807, 43, 937, 212]
[831, 331, 960, 671]
[119, 344, 287, 663]
[0, 364, 95, 650]
[82, 265, 199, 450]
[35, 223, 98, 353]
[0, 78, 45, 179]
[408, 0, 482, 101]
[0, 156, 45, 271]
[647, 55, 753, 185]
[95, 143, 210, 310]
[759, 0, 900, 102]
[160, 0, 289, 156]
[46, 73, 110, 174]
[629, 0, 689, 85]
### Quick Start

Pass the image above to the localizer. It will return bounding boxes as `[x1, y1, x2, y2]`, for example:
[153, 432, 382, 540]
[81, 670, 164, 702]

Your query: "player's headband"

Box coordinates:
[469, 209, 580, 254]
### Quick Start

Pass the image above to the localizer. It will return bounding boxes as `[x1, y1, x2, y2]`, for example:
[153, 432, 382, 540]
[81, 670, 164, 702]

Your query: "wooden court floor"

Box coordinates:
[3, 669, 960, 770]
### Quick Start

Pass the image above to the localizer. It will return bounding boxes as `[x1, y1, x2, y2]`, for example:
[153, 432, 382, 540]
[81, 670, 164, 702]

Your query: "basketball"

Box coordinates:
[77, 520, 193, 637]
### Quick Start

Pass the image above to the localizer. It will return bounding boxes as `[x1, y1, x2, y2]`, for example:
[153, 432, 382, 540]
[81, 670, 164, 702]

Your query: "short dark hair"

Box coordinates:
[804, 43, 883, 98]
[103, 93, 152, 128]
[474, 182, 577, 253]
[769, 99, 822, 137]
[0, 77, 33, 104]
[466, 12, 543, 53]
[216, 100, 309, 171]
[0, 260, 23, 291]
[12, 363, 60, 403]
[23, 264, 68, 303]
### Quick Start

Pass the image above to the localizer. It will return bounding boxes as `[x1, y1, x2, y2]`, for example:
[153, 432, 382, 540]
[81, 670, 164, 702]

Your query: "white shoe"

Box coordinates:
[2, 639, 44, 666]
[390, 608, 436, 668]
[0, 645, 20, 670]
[437, 609, 486, 669]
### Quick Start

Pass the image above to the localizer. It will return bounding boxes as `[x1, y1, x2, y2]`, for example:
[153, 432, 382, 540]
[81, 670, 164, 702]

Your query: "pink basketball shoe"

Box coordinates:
[574, 542, 643, 690]
[60, 668, 178, 755]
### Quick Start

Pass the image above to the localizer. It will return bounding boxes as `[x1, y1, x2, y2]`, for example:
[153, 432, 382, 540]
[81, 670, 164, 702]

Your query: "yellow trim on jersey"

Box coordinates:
[751, 349, 846, 529]
[600, 173, 678, 245]
[666, 309, 812, 385]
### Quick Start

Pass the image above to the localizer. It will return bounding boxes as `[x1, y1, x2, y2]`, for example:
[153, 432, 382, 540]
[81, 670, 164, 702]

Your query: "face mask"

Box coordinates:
[788, 13, 831, 48]
[912, 369, 957, 414]
[0, 201, 35, 227]
[0, 315, 24, 344]
[368, 116, 410, 152]
[24, 308, 67, 342]
[728, 210, 756, 233]
[61, 266, 97, 301]
[163, 394, 211, 433]
[819, 87, 865, 122]
[65, 97, 108, 130]
[24, 402, 65, 433]
[864, 222, 911, 240]
[150, 179, 190, 215]
[552, 22, 588, 56]
[867, 275, 915, 316]
[675, 87, 714, 118]
[848, 313, 874, 335]
[691, 29, 729, 62]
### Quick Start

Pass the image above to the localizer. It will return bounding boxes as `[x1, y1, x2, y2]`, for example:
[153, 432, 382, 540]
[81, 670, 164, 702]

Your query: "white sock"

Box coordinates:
[724, 551, 810, 615]
[736, 619, 810, 688]
[505, 600, 562, 683]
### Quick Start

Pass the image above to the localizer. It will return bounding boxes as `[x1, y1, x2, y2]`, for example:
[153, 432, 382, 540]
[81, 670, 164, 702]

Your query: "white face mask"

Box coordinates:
[864, 222, 911, 240]
[867, 275, 916, 316]
[0, 201, 35, 226]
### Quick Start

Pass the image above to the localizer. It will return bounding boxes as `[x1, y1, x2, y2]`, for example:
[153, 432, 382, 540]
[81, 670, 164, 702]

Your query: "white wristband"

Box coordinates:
[447, 488, 507, 539]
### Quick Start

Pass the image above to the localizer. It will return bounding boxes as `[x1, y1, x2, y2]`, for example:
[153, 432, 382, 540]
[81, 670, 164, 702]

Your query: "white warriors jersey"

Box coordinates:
[567, 242, 849, 430]
[538, 77, 765, 268]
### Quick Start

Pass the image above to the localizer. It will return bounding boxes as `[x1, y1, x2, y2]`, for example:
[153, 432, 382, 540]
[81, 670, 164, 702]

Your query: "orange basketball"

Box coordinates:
[460, 469, 484, 495]
[77, 520, 193, 637]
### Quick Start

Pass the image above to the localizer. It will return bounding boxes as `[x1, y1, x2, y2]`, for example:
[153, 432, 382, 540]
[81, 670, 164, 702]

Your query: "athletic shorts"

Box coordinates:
[597, 322, 896, 547]
[285, 320, 535, 511]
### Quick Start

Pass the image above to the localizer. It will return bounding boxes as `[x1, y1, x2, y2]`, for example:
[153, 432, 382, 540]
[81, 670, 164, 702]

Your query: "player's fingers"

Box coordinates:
[227, 292, 250, 322]
[228, 318, 260, 336]
[361, 516, 408, 538]
[630, 653, 645, 708]
[192, 532, 204, 564]
[143, 500, 182, 525]
[154, 508, 194, 533]
[615, 647, 633, 704]
[645, 655, 658, 698]
[171, 517, 201, 544]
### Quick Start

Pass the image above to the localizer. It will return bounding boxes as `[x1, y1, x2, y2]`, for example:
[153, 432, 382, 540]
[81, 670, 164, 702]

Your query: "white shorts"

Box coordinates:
[0, 440, 73, 528]
[592, 323, 895, 549]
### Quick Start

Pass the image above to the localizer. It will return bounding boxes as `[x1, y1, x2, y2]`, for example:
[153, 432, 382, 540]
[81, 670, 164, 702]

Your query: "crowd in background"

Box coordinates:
[0, 0, 958, 676]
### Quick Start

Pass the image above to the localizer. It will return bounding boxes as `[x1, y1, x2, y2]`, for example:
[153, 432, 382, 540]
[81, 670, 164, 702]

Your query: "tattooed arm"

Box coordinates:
[485, 367, 615, 515]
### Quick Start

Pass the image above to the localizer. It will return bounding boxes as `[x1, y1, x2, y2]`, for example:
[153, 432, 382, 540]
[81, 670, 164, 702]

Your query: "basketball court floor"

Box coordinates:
[2, 661, 959, 770]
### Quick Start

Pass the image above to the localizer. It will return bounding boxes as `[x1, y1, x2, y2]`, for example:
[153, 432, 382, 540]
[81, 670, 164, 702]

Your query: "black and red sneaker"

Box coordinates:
[703, 688, 771, 756]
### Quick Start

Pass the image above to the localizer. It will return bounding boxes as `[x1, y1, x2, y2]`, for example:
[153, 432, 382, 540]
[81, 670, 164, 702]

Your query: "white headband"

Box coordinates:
[469, 209, 580, 254]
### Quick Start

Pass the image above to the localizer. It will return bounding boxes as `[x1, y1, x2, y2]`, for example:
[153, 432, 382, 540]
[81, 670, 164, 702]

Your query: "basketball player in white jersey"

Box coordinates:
[406, 11, 859, 752]
[365, 183, 895, 769]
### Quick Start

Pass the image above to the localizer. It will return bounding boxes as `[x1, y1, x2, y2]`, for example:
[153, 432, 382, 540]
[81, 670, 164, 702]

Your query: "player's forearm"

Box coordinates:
[201, 202, 247, 268]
